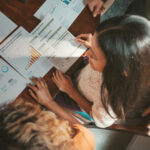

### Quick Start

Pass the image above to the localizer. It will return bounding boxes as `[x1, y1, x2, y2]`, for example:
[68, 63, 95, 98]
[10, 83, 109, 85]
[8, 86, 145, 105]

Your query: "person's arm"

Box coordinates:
[52, 70, 92, 114]
[67, 87, 92, 114]
[88, 0, 105, 17]
[45, 99, 80, 124]
[28, 78, 80, 125]
[51, 34, 94, 114]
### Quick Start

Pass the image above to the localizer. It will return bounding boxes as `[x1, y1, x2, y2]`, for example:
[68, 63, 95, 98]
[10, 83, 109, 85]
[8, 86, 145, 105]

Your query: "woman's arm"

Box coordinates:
[88, 0, 105, 17]
[28, 78, 80, 125]
[67, 87, 92, 114]
[52, 70, 92, 114]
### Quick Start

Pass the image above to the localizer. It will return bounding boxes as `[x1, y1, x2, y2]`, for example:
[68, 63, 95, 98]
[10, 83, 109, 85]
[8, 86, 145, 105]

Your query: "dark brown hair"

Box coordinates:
[96, 15, 150, 119]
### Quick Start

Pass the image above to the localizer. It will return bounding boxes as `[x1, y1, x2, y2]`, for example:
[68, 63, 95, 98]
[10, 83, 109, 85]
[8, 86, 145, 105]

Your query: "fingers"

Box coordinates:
[76, 38, 89, 47]
[88, 0, 104, 17]
[30, 78, 41, 89]
[30, 78, 47, 88]
[88, 2, 95, 15]
[40, 78, 48, 88]
[76, 33, 91, 40]
[28, 83, 38, 92]
[56, 70, 64, 80]
[39, 78, 45, 87]
[52, 70, 63, 83]
[42, 78, 48, 87]
[28, 89, 37, 100]
[52, 70, 69, 88]
[52, 71, 60, 86]
[93, 3, 102, 17]
[76, 33, 92, 48]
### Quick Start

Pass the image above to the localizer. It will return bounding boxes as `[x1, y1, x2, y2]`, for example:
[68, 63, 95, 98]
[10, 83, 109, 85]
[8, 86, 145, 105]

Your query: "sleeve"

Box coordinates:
[91, 100, 117, 128]
[72, 124, 95, 150]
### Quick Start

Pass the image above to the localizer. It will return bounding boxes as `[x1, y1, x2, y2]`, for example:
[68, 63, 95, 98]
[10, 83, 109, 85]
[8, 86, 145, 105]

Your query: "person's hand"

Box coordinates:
[88, 0, 105, 17]
[142, 107, 150, 135]
[28, 78, 53, 106]
[52, 70, 75, 95]
[76, 33, 93, 48]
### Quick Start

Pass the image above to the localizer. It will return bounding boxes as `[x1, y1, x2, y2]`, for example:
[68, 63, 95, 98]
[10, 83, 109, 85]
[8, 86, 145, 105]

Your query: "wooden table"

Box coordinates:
[0, 0, 149, 137]
[0, 0, 100, 97]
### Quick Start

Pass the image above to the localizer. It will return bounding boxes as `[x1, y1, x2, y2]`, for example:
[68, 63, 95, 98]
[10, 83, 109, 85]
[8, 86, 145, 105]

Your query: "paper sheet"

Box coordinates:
[31, 14, 86, 72]
[0, 11, 17, 43]
[61, 0, 87, 14]
[0, 58, 27, 105]
[34, 0, 87, 29]
[0, 27, 53, 79]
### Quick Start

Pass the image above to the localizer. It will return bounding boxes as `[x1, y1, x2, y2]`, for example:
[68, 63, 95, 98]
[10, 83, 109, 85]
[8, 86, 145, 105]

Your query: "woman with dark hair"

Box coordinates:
[51, 15, 150, 128]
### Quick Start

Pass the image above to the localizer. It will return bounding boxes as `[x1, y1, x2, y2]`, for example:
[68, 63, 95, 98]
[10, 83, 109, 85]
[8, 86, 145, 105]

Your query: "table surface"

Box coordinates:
[0, 0, 149, 137]
[0, 0, 100, 97]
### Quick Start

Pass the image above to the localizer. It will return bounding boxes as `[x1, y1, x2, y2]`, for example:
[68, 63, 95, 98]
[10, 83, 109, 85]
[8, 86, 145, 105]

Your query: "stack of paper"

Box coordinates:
[0, 14, 86, 104]
[0, 0, 87, 105]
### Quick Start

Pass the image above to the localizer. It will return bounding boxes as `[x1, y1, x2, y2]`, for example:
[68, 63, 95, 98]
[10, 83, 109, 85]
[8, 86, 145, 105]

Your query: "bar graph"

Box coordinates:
[25, 46, 41, 70]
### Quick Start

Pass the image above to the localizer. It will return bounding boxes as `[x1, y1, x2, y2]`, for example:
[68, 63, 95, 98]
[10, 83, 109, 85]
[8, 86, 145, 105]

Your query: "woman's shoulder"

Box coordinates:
[71, 124, 95, 150]
[77, 64, 102, 80]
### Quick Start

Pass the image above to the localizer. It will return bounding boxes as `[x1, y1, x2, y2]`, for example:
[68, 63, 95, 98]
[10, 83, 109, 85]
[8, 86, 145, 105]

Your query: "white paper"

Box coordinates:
[31, 14, 86, 72]
[0, 58, 27, 105]
[0, 11, 17, 43]
[34, 0, 87, 29]
[0, 27, 53, 79]
[61, 0, 86, 14]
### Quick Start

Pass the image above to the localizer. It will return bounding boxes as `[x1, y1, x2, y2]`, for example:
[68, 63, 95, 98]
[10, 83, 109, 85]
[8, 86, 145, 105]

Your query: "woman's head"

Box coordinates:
[0, 99, 76, 150]
[91, 15, 150, 119]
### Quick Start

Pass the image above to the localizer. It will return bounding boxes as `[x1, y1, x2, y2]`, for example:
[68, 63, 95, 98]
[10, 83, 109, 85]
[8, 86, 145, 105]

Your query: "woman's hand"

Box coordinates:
[76, 33, 93, 48]
[28, 78, 80, 124]
[28, 78, 52, 106]
[52, 70, 75, 95]
[88, 0, 105, 17]
[142, 107, 150, 136]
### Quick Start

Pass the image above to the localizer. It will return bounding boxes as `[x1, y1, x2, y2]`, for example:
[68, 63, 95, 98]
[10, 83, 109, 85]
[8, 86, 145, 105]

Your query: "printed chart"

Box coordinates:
[0, 58, 27, 105]
[26, 46, 41, 70]
[0, 27, 53, 79]
[31, 14, 86, 72]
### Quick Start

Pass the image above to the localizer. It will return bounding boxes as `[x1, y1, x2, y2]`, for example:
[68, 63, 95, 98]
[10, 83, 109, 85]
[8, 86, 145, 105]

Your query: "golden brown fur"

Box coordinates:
[0, 98, 77, 150]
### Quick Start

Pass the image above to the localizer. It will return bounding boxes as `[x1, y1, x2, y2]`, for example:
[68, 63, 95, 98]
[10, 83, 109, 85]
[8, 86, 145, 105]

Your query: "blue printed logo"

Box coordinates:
[1, 66, 9, 73]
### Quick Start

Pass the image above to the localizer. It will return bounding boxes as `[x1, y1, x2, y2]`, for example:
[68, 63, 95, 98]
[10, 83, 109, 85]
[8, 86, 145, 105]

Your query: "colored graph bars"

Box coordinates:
[25, 46, 41, 70]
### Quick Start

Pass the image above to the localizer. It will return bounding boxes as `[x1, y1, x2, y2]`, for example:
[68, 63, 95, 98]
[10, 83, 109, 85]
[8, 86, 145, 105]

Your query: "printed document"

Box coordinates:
[31, 14, 86, 72]
[0, 27, 53, 79]
[34, 0, 87, 29]
[0, 58, 27, 105]
[0, 11, 17, 43]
